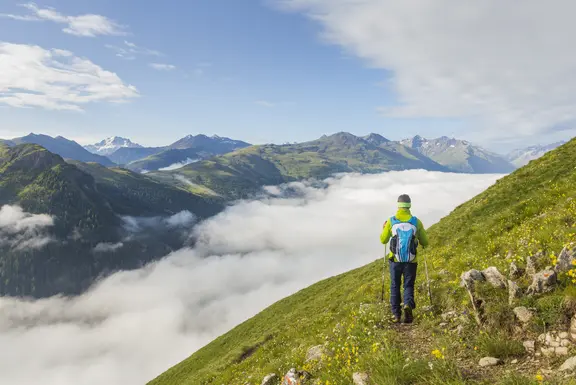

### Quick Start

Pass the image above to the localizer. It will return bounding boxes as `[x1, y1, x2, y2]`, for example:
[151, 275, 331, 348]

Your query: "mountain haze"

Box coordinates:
[507, 141, 566, 167]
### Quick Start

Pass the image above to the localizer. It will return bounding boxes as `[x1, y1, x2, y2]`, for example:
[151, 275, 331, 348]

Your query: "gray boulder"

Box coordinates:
[282, 369, 298, 385]
[306, 345, 325, 363]
[479, 357, 502, 367]
[352, 372, 370, 385]
[262, 374, 279, 385]
[482, 267, 507, 289]
[559, 356, 576, 372]
[556, 244, 576, 273]
[523, 340, 535, 353]
[513, 306, 534, 323]
[526, 269, 557, 295]
[460, 269, 485, 290]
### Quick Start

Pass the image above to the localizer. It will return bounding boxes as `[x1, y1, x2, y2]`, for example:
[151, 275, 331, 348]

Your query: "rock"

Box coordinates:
[306, 345, 325, 363]
[560, 332, 569, 339]
[562, 339, 571, 347]
[508, 280, 523, 305]
[479, 357, 502, 367]
[524, 340, 536, 352]
[282, 369, 299, 385]
[526, 252, 544, 276]
[511, 359, 519, 364]
[549, 341, 560, 348]
[456, 325, 464, 335]
[352, 372, 370, 385]
[556, 347, 569, 356]
[571, 315, 576, 341]
[460, 269, 485, 290]
[514, 307, 534, 323]
[438, 269, 450, 276]
[541, 347, 555, 357]
[439, 322, 448, 327]
[559, 356, 576, 371]
[262, 374, 279, 385]
[526, 270, 557, 295]
[482, 267, 507, 289]
[556, 244, 576, 273]
[510, 262, 525, 279]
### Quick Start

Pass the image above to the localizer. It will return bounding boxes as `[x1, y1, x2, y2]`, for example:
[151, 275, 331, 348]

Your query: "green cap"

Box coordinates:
[398, 194, 411, 208]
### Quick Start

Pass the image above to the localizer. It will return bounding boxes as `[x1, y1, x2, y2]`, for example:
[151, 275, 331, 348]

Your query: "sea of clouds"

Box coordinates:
[0, 170, 501, 385]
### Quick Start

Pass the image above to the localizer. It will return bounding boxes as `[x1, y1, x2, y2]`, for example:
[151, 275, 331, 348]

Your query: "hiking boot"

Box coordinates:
[403, 306, 414, 324]
[392, 314, 402, 324]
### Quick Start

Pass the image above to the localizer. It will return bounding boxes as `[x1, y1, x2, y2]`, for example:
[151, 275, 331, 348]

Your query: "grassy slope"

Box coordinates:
[150, 133, 449, 200]
[150, 139, 576, 385]
[70, 161, 223, 218]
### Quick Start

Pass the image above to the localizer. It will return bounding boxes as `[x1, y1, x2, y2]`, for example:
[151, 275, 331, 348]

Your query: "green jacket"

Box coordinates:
[380, 208, 429, 262]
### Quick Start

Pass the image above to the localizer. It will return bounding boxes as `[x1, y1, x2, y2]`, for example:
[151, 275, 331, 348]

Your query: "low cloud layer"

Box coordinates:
[0, 171, 500, 385]
[280, 0, 576, 142]
[0, 42, 139, 111]
[0, 205, 53, 250]
[159, 158, 200, 171]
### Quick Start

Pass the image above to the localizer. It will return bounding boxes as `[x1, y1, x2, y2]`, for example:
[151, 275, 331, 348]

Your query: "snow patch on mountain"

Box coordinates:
[85, 137, 142, 156]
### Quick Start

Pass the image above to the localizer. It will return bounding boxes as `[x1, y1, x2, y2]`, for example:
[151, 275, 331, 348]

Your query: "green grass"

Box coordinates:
[149, 138, 576, 385]
[476, 334, 525, 359]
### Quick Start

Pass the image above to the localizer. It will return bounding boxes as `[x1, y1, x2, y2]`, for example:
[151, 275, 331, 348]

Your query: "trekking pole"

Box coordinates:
[422, 252, 433, 307]
[380, 243, 388, 303]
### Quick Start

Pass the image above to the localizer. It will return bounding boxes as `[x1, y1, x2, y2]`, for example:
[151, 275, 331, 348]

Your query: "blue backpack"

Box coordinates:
[389, 216, 419, 262]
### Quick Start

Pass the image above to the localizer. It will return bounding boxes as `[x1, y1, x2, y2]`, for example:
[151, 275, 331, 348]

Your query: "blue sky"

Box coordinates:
[1, 0, 575, 151]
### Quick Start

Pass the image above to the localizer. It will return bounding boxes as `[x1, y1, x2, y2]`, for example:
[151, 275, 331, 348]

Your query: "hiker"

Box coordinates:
[380, 194, 429, 324]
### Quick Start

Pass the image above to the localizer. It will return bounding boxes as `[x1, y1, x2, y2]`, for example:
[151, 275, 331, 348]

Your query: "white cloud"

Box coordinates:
[105, 41, 162, 60]
[280, 0, 576, 141]
[0, 205, 53, 250]
[149, 63, 176, 71]
[158, 158, 199, 171]
[0, 171, 500, 385]
[1, 2, 125, 37]
[0, 42, 139, 111]
[255, 100, 276, 108]
[93, 242, 124, 253]
[121, 211, 197, 233]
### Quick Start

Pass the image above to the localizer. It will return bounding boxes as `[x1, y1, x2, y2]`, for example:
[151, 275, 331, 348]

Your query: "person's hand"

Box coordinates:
[383, 220, 387, 229]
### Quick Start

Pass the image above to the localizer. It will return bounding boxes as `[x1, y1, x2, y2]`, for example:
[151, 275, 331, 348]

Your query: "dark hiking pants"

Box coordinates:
[389, 261, 418, 317]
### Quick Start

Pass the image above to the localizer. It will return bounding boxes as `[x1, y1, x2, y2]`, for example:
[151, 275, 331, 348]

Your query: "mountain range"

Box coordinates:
[507, 141, 567, 167]
[0, 130, 568, 297]
[400, 135, 516, 173]
[10, 134, 115, 166]
[4, 132, 555, 176]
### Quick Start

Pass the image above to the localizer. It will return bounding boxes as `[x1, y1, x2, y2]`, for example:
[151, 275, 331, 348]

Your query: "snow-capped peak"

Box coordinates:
[85, 136, 143, 156]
